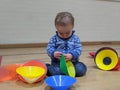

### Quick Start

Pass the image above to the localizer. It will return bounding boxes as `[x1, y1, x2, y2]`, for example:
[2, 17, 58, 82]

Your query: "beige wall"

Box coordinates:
[0, 0, 120, 44]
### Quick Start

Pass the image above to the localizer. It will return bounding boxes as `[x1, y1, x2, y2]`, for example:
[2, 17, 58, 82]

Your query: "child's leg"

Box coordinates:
[46, 64, 63, 76]
[73, 62, 87, 77]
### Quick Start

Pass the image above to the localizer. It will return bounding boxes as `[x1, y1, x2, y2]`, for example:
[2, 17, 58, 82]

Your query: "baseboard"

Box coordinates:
[0, 41, 120, 49]
[0, 43, 48, 49]
[82, 41, 120, 45]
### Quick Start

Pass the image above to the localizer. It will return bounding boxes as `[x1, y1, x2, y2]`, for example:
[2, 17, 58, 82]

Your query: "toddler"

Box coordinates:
[46, 12, 87, 77]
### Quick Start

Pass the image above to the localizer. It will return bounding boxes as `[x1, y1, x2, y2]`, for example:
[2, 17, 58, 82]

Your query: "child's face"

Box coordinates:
[56, 24, 73, 39]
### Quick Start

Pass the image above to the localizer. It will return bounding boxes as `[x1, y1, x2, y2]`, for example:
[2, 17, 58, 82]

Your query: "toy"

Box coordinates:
[16, 66, 45, 84]
[60, 54, 75, 77]
[45, 75, 76, 90]
[0, 56, 2, 65]
[23, 60, 47, 79]
[17, 60, 47, 83]
[113, 57, 120, 70]
[66, 60, 75, 77]
[0, 64, 21, 82]
[60, 54, 68, 75]
[0, 55, 22, 82]
[89, 47, 120, 71]
[89, 52, 95, 58]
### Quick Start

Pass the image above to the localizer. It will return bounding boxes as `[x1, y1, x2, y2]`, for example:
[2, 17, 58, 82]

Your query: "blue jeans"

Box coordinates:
[46, 61, 87, 77]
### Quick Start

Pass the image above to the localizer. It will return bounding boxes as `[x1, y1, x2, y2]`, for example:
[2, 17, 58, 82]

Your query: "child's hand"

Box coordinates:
[54, 51, 62, 60]
[64, 54, 73, 61]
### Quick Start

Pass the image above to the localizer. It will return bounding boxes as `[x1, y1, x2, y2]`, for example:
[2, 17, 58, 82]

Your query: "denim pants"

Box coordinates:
[46, 61, 87, 77]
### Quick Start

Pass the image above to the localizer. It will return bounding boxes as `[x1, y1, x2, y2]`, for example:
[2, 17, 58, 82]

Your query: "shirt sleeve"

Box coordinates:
[46, 36, 56, 58]
[69, 36, 82, 62]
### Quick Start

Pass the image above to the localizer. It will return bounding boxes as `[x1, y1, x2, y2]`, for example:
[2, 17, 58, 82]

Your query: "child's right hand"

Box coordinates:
[54, 51, 62, 60]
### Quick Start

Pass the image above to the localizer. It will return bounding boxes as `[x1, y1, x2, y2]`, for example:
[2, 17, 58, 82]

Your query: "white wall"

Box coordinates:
[0, 0, 120, 44]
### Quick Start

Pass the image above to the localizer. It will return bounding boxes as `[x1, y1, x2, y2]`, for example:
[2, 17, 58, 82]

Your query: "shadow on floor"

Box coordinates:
[44, 86, 76, 90]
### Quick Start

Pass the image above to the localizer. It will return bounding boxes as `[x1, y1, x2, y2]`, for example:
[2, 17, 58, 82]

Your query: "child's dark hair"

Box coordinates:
[55, 12, 74, 26]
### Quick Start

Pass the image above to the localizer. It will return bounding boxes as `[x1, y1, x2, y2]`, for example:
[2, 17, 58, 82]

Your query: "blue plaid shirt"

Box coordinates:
[46, 31, 82, 63]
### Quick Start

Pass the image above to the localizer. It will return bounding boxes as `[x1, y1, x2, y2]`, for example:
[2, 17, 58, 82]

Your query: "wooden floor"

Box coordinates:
[0, 44, 120, 90]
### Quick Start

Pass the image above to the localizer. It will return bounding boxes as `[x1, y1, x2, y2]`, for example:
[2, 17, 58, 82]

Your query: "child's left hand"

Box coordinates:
[64, 54, 73, 61]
